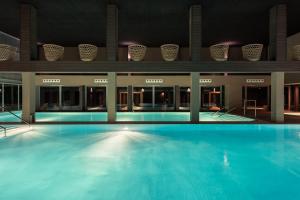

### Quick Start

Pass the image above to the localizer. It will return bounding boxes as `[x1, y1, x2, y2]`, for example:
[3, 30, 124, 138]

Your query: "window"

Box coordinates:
[117, 87, 128, 111]
[86, 87, 106, 111]
[4, 84, 18, 110]
[244, 86, 269, 107]
[39, 87, 59, 111]
[201, 86, 223, 111]
[180, 87, 190, 109]
[154, 87, 174, 109]
[133, 87, 153, 110]
[62, 87, 81, 110]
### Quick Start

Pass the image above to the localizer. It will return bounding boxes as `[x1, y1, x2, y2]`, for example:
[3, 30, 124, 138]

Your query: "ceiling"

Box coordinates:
[0, 0, 300, 47]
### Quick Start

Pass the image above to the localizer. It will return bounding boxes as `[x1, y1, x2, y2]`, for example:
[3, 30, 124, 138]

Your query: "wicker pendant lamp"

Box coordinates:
[209, 43, 229, 61]
[43, 44, 64, 61]
[293, 45, 300, 61]
[160, 44, 179, 61]
[242, 44, 263, 61]
[78, 44, 98, 61]
[0, 44, 12, 61]
[128, 44, 147, 61]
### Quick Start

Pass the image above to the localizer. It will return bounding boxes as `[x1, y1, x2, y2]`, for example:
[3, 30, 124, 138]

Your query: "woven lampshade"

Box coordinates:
[9, 46, 19, 61]
[128, 44, 147, 61]
[209, 44, 229, 61]
[0, 44, 12, 61]
[43, 44, 64, 61]
[160, 44, 179, 61]
[242, 44, 263, 61]
[78, 44, 98, 61]
[293, 45, 300, 61]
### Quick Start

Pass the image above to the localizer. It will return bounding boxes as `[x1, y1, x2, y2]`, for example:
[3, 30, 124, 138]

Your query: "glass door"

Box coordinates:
[62, 87, 81, 111]
[39, 86, 60, 111]
[133, 87, 153, 111]
[201, 86, 223, 111]
[86, 87, 106, 111]
[117, 87, 128, 111]
[154, 86, 174, 110]
[243, 86, 269, 110]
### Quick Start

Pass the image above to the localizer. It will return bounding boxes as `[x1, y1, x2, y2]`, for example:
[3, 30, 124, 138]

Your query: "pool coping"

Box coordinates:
[1, 111, 300, 124]
[0, 119, 288, 125]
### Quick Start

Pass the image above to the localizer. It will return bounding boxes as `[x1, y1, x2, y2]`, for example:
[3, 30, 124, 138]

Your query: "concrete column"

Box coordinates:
[106, 4, 118, 122]
[294, 86, 299, 111]
[81, 86, 85, 111]
[287, 86, 291, 111]
[1, 84, 4, 111]
[107, 73, 116, 122]
[59, 86, 62, 110]
[189, 5, 201, 122]
[17, 85, 20, 110]
[22, 73, 35, 122]
[225, 85, 230, 109]
[269, 4, 287, 61]
[175, 85, 181, 110]
[20, 4, 37, 123]
[267, 86, 271, 110]
[35, 86, 40, 110]
[20, 4, 37, 61]
[189, 5, 202, 61]
[220, 86, 224, 107]
[83, 86, 87, 111]
[190, 73, 200, 122]
[106, 4, 118, 61]
[152, 86, 155, 109]
[271, 72, 284, 122]
[127, 85, 133, 112]
[244, 86, 248, 101]
[269, 4, 286, 122]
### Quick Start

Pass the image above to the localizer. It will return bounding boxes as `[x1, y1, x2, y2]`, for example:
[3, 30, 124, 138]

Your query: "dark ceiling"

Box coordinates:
[0, 0, 300, 47]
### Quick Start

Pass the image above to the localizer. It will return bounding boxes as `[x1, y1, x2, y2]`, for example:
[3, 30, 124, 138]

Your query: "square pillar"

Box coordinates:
[20, 4, 37, 123]
[225, 85, 230, 110]
[106, 4, 118, 122]
[83, 86, 87, 111]
[81, 86, 86, 111]
[287, 86, 291, 111]
[22, 73, 35, 122]
[269, 4, 286, 122]
[190, 73, 200, 122]
[189, 5, 202, 122]
[20, 4, 38, 61]
[271, 72, 284, 122]
[107, 72, 116, 122]
[35, 86, 40, 110]
[175, 85, 181, 111]
[294, 86, 299, 111]
[106, 4, 118, 61]
[189, 5, 202, 61]
[127, 85, 133, 112]
[269, 4, 287, 61]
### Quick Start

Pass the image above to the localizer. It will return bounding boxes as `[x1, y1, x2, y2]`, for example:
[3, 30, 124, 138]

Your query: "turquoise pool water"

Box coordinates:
[32, 112, 252, 122]
[0, 124, 300, 199]
[0, 111, 22, 122]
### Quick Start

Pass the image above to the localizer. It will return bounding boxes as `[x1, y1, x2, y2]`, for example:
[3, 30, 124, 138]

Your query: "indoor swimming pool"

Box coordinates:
[0, 111, 22, 122]
[0, 111, 254, 122]
[0, 124, 299, 199]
